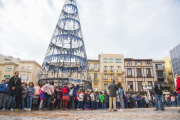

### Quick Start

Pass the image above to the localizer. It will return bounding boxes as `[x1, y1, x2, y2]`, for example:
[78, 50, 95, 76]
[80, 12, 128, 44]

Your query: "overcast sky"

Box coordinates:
[0, 0, 180, 64]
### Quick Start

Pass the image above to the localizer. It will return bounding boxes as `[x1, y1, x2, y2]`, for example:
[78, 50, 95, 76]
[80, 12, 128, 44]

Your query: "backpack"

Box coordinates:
[62, 87, 67, 94]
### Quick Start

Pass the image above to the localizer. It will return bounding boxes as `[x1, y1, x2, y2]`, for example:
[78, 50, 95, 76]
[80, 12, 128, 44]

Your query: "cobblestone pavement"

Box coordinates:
[0, 107, 179, 120]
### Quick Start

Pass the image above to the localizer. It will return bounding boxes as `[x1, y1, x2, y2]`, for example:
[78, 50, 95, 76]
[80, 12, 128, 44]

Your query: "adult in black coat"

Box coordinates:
[4, 71, 21, 111]
[108, 80, 118, 111]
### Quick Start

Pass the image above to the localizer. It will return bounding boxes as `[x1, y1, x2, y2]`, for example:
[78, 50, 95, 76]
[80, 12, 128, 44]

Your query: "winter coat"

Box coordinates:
[78, 93, 84, 101]
[103, 95, 108, 103]
[116, 96, 120, 102]
[145, 97, 149, 103]
[56, 89, 63, 100]
[108, 83, 118, 97]
[15, 86, 23, 97]
[176, 77, 180, 94]
[44, 84, 54, 95]
[154, 82, 164, 95]
[90, 93, 95, 101]
[21, 87, 27, 98]
[7, 76, 21, 94]
[142, 98, 146, 103]
[84, 94, 90, 103]
[40, 87, 45, 100]
[0, 82, 9, 93]
[99, 94, 104, 103]
[118, 88, 124, 95]
[33, 86, 41, 96]
[72, 85, 79, 97]
[27, 87, 35, 96]
[95, 94, 99, 102]
[62, 86, 70, 96]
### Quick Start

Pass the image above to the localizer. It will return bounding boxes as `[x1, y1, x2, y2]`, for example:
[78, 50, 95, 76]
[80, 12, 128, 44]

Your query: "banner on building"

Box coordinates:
[69, 78, 82, 84]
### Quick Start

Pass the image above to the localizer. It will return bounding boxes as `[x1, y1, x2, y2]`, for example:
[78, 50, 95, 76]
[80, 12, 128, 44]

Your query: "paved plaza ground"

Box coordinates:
[0, 107, 179, 120]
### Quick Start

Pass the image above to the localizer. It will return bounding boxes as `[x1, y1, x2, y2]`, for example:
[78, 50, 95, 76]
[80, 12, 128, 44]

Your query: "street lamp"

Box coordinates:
[142, 80, 151, 97]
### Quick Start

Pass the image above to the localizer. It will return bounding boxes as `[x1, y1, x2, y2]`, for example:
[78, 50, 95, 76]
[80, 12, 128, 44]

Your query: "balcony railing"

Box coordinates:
[137, 74, 143, 78]
[156, 74, 166, 78]
[19, 69, 31, 72]
[127, 75, 133, 78]
[110, 69, 114, 72]
[146, 74, 152, 78]
[155, 66, 165, 70]
[117, 69, 124, 74]
[104, 70, 107, 72]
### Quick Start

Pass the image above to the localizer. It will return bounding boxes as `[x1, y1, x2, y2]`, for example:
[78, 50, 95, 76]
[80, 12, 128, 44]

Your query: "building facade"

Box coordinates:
[88, 59, 100, 90]
[169, 43, 180, 88]
[88, 54, 125, 91]
[152, 60, 169, 94]
[0, 54, 41, 83]
[124, 58, 154, 95]
[163, 57, 174, 93]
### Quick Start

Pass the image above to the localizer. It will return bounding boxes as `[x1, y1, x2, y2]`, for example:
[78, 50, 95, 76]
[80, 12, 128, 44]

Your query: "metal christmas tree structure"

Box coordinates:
[38, 0, 91, 89]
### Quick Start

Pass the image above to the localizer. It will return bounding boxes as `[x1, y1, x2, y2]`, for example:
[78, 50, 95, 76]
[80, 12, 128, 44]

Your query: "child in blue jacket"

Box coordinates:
[0, 78, 9, 110]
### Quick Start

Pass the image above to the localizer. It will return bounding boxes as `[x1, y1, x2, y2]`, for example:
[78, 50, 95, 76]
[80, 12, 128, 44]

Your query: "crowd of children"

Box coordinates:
[0, 78, 179, 111]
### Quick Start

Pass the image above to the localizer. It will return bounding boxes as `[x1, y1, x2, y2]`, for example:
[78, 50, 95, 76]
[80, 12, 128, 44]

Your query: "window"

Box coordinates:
[110, 66, 113, 70]
[4, 75, 10, 79]
[109, 58, 114, 63]
[157, 71, 164, 77]
[136, 61, 141, 65]
[138, 82, 143, 91]
[19, 74, 26, 80]
[88, 64, 90, 70]
[116, 59, 122, 63]
[146, 68, 151, 76]
[104, 74, 108, 79]
[117, 66, 121, 70]
[110, 75, 114, 79]
[94, 64, 98, 70]
[21, 66, 25, 71]
[137, 68, 142, 77]
[26, 74, 30, 80]
[146, 61, 150, 64]
[5, 66, 12, 72]
[127, 68, 132, 76]
[94, 73, 97, 80]
[27, 66, 31, 70]
[104, 84, 108, 91]
[127, 61, 131, 65]
[103, 58, 108, 63]
[156, 64, 162, 69]
[104, 66, 108, 70]
[128, 81, 133, 91]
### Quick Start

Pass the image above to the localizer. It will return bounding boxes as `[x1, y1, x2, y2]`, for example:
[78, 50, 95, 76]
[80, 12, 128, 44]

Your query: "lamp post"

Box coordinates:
[142, 80, 151, 97]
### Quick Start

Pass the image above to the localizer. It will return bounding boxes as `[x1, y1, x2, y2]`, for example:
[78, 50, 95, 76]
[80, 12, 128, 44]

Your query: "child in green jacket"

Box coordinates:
[99, 92, 104, 109]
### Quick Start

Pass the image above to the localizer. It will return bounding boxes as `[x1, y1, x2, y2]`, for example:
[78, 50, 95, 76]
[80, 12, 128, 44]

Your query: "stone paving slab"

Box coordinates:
[0, 107, 179, 120]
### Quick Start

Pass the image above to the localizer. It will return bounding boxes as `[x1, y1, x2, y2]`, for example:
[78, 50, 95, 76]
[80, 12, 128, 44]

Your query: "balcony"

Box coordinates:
[110, 69, 114, 73]
[94, 68, 99, 71]
[104, 78, 108, 81]
[137, 74, 143, 78]
[117, 69, 124, 74]
[104, 70, 107, 73]
[117, 78, 123, 82]
[146, 74, 152, 78]
[156, 74, 166, 78]
[93, 78, 99, 83]
[155, 67, 165, 71]
[127, 74, 133, 78]
[19, 69, 31, 73]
